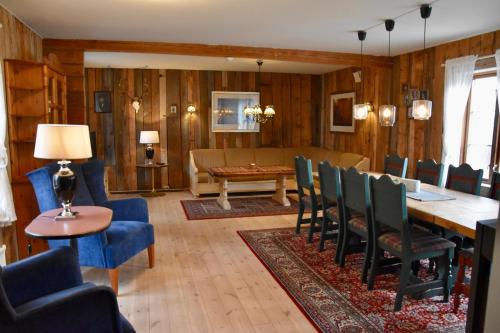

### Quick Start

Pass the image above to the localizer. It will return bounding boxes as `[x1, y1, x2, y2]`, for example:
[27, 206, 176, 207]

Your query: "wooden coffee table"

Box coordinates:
[25, 206, 113, 256]
[207, 165, 295, 210]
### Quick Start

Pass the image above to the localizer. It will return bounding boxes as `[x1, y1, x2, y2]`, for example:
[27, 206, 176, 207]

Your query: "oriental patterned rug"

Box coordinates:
[181, 196, 303, 220]
[238, 228, 467, 333]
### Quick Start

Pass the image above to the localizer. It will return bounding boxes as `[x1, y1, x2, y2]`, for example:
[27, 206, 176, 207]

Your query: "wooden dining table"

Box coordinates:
[313, 171, 499, 239]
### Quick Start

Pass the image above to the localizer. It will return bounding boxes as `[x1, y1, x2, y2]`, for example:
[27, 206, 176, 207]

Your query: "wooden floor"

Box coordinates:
[82, 191, 316, 333]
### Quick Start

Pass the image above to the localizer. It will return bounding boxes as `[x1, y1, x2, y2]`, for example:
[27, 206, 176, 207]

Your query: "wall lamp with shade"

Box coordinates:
[34, 124, 92, 218]
[139, 131, 159, 165]
[187, 104, 196, 113]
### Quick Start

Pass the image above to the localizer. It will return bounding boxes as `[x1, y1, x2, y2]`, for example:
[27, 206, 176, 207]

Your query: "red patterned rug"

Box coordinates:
[181, 196, 303, 220]
[238, 228, 467, 333]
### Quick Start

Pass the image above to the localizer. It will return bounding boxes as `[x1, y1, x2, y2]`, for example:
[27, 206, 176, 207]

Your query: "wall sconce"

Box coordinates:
[187, 104, 196, 114]
[353, 102, 373, 120]
[379, 105, 396, 126]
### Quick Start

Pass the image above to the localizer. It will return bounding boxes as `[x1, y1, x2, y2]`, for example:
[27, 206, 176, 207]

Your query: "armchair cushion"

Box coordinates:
[81, 159, 108, 205]
[103, 198, 149, 223]
[104, 221, 155, 268]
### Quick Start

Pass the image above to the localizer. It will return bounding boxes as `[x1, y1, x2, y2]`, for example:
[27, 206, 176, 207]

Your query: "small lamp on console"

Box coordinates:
[139, 131, 159, 165]
[34, 124, 92, 218]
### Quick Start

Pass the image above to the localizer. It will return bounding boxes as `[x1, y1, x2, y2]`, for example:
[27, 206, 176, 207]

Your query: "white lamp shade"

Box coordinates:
[187, 105, 196, 113]
[412, 100, 432, 120]
[34, 124, 92, 160]
[353, 104, 368, 120]
[139, 131, 160, 144]
[254, 105, 263, 115]
[264, 105, 275, 116]
[379, 105, 397, 126]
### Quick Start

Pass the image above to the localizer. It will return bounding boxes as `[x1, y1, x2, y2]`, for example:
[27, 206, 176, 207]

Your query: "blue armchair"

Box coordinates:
[0, 247, 135, 333]
[27, 160, 155, 294]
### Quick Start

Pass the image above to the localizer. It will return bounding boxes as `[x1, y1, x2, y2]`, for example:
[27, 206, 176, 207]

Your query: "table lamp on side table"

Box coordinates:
[139, 131, 159, 165]
[34, 124, 92, 219]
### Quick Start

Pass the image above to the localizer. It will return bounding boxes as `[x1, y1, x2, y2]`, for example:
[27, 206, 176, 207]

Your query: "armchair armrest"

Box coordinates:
[2, 247, 82, 308]
[103, 198, 149, 223]
[15, 284, 123, 333]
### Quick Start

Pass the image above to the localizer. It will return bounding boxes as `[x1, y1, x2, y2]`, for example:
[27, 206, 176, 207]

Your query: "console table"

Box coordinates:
[136, 163, 168, 197]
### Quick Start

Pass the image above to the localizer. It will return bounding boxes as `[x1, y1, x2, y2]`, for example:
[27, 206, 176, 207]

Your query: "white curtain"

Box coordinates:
[0, 62, 17, 226]
[496, 50, 500, 112]
[441, 55, 477, 182]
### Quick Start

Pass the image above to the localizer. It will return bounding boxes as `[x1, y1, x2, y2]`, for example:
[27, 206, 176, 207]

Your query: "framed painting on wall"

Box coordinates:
[211, 91, 260, 132]
[330, 92, 355, 133]
[94, 91, 112, 113]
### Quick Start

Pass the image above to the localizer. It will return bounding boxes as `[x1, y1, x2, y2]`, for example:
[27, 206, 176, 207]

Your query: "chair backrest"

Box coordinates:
[0, 266, 17, 324]
[489, 172, 500, 200]
[295, 156, 315, 198]
[370, 175, 411, 252]
[384, 154, 408, 178]
[416, 159, 444, 186]
[340, 167, 370, 218]
[445, 163, 483, 195]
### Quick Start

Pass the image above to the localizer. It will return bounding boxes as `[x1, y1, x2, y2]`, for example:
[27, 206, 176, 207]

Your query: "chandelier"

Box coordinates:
[244, 60, 276, 124]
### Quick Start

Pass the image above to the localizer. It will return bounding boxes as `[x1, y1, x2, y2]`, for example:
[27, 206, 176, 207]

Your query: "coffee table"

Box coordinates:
[25, 206, 113, 256]
[207, 165, 295, 210]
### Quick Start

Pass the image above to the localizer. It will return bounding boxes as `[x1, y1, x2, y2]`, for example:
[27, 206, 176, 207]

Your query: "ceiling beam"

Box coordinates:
[43, 39, 393, 68]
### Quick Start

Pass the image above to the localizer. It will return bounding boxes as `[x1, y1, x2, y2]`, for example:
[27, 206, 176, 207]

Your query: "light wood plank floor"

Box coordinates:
[82, 191, 316, 333]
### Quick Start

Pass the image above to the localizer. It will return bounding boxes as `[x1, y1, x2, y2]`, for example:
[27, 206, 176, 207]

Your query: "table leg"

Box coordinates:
[217, 177, 231, 210]
[69, 238, 79, 257]
[142, 167, 165, 197]
[272, 175, 291, 206]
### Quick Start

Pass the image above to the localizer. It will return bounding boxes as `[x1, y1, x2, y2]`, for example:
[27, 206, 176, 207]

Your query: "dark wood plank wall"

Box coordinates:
[0, 5, 43, 262]
[85, 68, 321, 191]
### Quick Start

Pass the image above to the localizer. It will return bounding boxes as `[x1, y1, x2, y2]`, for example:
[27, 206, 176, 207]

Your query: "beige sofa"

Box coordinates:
[189, 147, 369, 196]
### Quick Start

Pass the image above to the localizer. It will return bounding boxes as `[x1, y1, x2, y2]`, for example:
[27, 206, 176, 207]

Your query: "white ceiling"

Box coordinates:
[1, 0, 499, 56]
[84, 52, 347, 74]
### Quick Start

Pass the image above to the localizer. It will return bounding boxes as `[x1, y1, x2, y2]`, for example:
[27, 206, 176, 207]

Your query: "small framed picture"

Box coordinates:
[94, 91, 112, 113]
[170, 104, 177, 115]
[330, 92, 355, 133]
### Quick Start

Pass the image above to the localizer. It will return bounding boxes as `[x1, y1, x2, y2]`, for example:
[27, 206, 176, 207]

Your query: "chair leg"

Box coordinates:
[334, 225, 343, 264]
[361, 240, 372, 284]
[148, 244, 155, 269]
[307, 208, 318, 243]
[394, 262, 411, 311]
[108, 268, 119, 295]
[295, 205, 305, 234]
[318, 217, 329, 251]
[368, 248, 381, 290]
[338, 231, 350, 267]
[453, 253, 464, 312]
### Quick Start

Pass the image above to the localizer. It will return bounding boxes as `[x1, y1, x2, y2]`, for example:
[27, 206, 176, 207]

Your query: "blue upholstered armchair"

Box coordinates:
[0, 247, 135, 333]
[26, 160, 155, 294]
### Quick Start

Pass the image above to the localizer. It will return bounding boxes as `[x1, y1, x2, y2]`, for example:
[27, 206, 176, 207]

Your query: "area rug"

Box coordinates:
[237, 228, 467, 333]
[181, 196, 303, 220]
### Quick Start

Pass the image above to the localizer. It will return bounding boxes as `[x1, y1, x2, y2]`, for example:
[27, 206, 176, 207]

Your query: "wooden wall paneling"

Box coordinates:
[198, 71, 209, 149]
[207, 71, 216, 149]
[180, 70, 193, 188]
[311, 75, 322, 147]
[259, 72, 273, 146]
[150, 70, 161, 189]
[166, 70, 183, 188]
[291, 75, 302, 147]
[300, 75, 312, 146]
[281, 74, 292, 147]
[142, 69, 153, 189]
[134, 69, 145, 190]
[270, 73, 282, 147]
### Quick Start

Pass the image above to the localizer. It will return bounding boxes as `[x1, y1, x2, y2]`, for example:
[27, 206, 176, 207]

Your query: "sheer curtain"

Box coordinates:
[0, 62, 17, 226]
[496, 50, 500, 112]
[441, 55, 477, 182]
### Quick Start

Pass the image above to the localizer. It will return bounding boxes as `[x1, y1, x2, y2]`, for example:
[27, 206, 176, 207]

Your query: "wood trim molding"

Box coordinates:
[42, 39, 393, 68]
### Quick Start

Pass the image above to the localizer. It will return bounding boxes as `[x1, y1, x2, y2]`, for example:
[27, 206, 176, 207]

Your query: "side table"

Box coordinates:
[136, 163, 169, 197]
[25, 206, 113, 256]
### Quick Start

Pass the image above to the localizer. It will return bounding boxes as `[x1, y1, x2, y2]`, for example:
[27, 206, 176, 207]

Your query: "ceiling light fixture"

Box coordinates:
[243, 59, 275, 124]
[412, 4, 432, 120]
[353, 31, 373, 120]
[379, 19, 397, 127]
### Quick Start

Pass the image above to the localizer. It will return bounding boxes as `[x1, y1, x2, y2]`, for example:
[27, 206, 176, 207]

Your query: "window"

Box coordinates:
[463, 74, 499, 180]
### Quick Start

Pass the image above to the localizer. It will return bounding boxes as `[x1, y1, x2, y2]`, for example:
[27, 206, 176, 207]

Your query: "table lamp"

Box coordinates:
[34, 124, 92, 218]
[139, 131, 159, 165]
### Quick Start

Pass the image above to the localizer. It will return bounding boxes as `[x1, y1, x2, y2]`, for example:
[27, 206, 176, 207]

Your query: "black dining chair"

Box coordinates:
[295, 156, 322, 243]
[384, 154, 408, 178]
[317, 161, 341, 254]
[445, 163, 483, 195]
[488, 171, 500, 200]
[415, 159, 444, 186]
[368, 175, 455, 311]
[337, 167, 373, 283]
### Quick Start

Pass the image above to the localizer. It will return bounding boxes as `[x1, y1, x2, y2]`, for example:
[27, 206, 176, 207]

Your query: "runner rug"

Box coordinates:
[181, 196, 302, 220]
[237, 228, 466, 333]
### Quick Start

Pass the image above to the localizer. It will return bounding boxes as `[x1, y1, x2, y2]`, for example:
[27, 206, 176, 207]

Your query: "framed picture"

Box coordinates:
[211, 91, 260, 132]
[94, 91, 112, 113]
[330, 92, 355, 133]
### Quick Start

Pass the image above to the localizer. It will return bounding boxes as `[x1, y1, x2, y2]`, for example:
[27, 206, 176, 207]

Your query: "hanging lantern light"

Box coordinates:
[353, 30, 370, 120]
[412, 4, 432, 120]
[378, 19, 397, 127]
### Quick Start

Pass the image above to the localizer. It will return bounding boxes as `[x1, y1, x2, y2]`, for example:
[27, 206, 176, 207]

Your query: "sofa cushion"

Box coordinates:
[255, 148, 284, 166]
[192, 149, 226, 172]
[339, 153, 364, 168]
[225, 148, 256, 166]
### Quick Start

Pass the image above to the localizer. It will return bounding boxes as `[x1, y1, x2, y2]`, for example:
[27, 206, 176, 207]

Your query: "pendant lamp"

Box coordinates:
[379, 19, 397, 126]
[353, 30, 371, 120]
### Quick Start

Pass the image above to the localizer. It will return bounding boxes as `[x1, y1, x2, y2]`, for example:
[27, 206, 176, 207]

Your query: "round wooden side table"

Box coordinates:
[136, 163, 169, 197]
[25, 206, 113, 256]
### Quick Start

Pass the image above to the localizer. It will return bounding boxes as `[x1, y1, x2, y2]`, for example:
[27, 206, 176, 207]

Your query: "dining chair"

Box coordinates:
[415, 159, 444, 186]
[368, 175, 455, 311]
[294, 156, 322, 243]
[488, 171, 500, 200]
[338, 167, 372, 283]
[317, 161, 341, 254]
[384, 154, 408, 178]
[453, 248, 473, 313]
[445, 163, 483, 195]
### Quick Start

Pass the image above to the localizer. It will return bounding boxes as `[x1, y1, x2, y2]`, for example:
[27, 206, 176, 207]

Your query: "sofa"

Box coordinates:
[189, 147, 369, 196]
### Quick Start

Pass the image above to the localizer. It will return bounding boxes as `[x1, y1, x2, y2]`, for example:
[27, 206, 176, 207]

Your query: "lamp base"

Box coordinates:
[53, 160, 77, 218]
